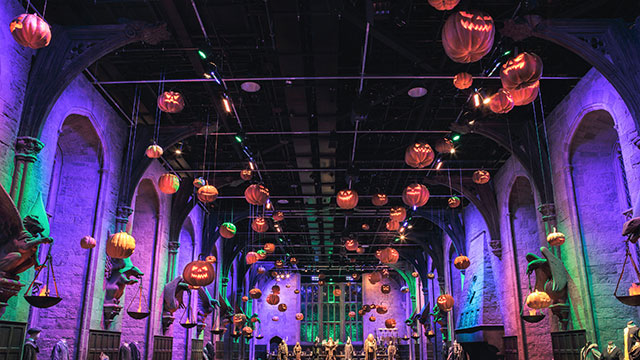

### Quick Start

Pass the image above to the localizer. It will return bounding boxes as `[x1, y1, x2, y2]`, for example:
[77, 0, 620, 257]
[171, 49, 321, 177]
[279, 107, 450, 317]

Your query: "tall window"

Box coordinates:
[300, 282, 363, 342]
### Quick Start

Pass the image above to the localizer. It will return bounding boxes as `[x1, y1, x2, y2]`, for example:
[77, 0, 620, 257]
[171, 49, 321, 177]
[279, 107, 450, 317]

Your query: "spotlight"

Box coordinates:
[435, 160, 444, 170]
[408, 86, 427, 98]
[450, 148, 456, 154]
[451, 134, 461, 142]
[222, 97, 232, 113]
[399, 235, 406, 241]
[241, 81, 261, 93]
[203, 61, 223, 85]
[473, 93, 481, 107]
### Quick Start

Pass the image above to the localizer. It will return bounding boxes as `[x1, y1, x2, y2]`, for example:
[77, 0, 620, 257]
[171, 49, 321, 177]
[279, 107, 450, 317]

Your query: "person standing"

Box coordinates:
[22, 328, 41, 360]
[602, 341, 622, 360]
[387, 340, 397, 360]
[344, 337, 354, 360]
[313, 337, 322, 360]
[293, 342, 302, 360]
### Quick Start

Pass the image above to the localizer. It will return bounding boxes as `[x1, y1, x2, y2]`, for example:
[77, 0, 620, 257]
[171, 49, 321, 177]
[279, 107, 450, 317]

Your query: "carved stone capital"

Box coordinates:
[115, 205, 134, 231]
[15, 136, 44, 163]
[489, 239, 502, 259]
[168, 241, 180, 254]
[538, 203, 557, 223]
[103, 303, 122, 329]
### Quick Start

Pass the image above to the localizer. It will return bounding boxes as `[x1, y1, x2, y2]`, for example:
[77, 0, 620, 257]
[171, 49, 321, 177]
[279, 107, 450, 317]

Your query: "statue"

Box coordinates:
[602, 341, 622, 360]
[197, 287, 217, 333]
[344, 337, 354, 360]
[278, 339, 288, 360]
[104, 256, 143, 327]
[324, 337, 337, 360]
[387, 340, 397, 360]
[579, 342, 601, 360]
[364, 334, 377, 360]
[447, 341, 469, 360]
[312, 337, 321, 360]
[526, 247, 583, 330]
[161, 276, 189, 330]
[293, 342, 302, 360]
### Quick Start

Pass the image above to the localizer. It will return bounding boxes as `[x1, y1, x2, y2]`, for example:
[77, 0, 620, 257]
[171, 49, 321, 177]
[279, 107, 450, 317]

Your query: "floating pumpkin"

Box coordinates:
[437, 294, 455, 312]
[372, 193, 389, 206]
[500, 52, 543, 91]
[278, 303, 288, 312]
[386, 220, 400, 231]
[428, 0, 459, 10]
[362, 223, 370, 231]
[337, 189, 359, 209]
[405, 143, 435, 168]
[252, 217, 269, 233]
[257, 265, 266, 274]
[294, 289, 300, 294]
[245, 184, 270, 205]
[368, 272, 382, 284]
[380, 284, 391, 294]
[205, 255, 217, 264]
[240, 169, 252, 181]
[242, 326, 253, 336]
[435, 138, 455, 153]
[266, 293, 280, 305]
[412, 271, 420, 278]
[256, 251, 267, 261]
[348, 311, 356, 318]
[197, 184, 219, 203]
[275, 259, 284, 268]
[295, 313, 304, 321]
[10, 14, 51, 49]
[183, 260, 215, 287]
[453, 72, 473, 90]
[233, 313, 247, 326]
[318, 280, 325, 286]
[526, 290, 552, 309]
[472, 170, 491, 184]
[546, 227, 566, 246]
[385, 318, 397, 329]
[401, 286, 410, 293]
[448, 196, 461, 208]
[356, 247, 365, 254]
[442, 10, 495, 63]
[106, 232, 136, 259]
[488, 89, 514, 114]
[272, 211, 285, 222]
[241, 296, 249, 302]
[369, 315, 377, 322]
[272, 285, 281, 294]
[427, 273, 435, 279]
[249, 288, 262, 299]
[333, 288, 342, 297]
[510, 81, 539, 106]
[272, 316, 279, 322]
[158, 173, 180, 194]
[219, 222, 236, 239]
[358, 309, 365, 316]
[454, 255, 471, 270]
[80, 235, 96, 250]
[193, 177, 206, 189]
[402, 183, 430, 207]
[264, 243, 276, 253]
[145, 144, 164, 159]
[345, 238, 359, 251]
[389, 207, 407, 222]
[246, 251, 259, 265]
[376, 305, 388, 314]
[352, 273, 360, 280]
[157, 91, 185, 113]
[378, 247, 399, 264]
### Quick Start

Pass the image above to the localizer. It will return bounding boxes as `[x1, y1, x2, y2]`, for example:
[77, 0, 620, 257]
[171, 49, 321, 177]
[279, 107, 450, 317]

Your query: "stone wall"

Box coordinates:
[362, 272, 410, 342]
[254, 272, 301, 345]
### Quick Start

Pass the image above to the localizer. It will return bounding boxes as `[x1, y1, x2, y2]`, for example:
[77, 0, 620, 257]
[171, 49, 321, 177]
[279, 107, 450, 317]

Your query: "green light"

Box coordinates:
[394, 237, 400, 242]
[503, 50, 512, 57]
[234, 135, 243, 143]
[198, 50, 207, 59]
[451, 134, 461, 142]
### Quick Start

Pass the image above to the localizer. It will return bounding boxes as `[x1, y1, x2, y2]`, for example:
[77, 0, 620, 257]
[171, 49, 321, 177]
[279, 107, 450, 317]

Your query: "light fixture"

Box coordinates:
[241, 81, 261, 93]
[175, 142, 184, 155]
[249, 160, 256, 170]
[451, 134, 461, 142]
[198, 49, 208, 60]
[399, 235, 406, 241]
[408, 86, 427, 98]
[450, 148, 456, 154]
[222, 97, 232, 113]
[435, 160, 444, 170]
[266, 200, 272, 210]
[277, 199, 289, 205]
[483, 96, 491, 105]
[473, 93, 481, 107]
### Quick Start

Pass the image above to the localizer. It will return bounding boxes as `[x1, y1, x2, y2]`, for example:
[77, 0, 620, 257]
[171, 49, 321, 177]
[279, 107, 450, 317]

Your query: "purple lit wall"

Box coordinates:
[253, 272, 301, 346]
[362, 273, 409, 342]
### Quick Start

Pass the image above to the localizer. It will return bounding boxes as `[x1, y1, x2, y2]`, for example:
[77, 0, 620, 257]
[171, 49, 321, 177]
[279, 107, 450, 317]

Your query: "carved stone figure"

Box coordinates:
[447, 341, 469, 360]
[278, 339, 288, 360]
[162, 276, 189, 330]
[324, 338, 337, 360]
[344, 337, 354, 360]
[364, 334, 377, 360]
[104, 256, 143, 327]
[293, 342, 302, 360]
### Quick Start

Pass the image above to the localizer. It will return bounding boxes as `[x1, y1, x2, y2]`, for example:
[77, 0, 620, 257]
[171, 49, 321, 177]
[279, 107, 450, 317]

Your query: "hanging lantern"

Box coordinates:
[106, 232, 136, 259]
[273, 211, 285, 222]
[252, 217, 269, 233]
[547, 227, 566, 246]
[348, 311, 356, 318]
[500, 52, 543, 91]
[368, 272, 382, 285]
[157, 91, 185, 113]
[404, 143, 435, 168]
[205, 255, 217, 264]
[249, 288, 262, 299]
[526, 290, 552, 309]
[278, 303, 288, 312]
[472, 170, 491, 184]
[380, 285, 391, 294]
[386, 220, 400, 231]
[371, 193, 389, 206]
[80, 235, 96, 250]
[10, 14, 51, 49]
[389, 207, 407, 222]
[197, 185, 219, 203]
[511, 81, 539, 106]
[266, 293, 280, 305]
[437, 294, 455, 312]
[488, 89, 514, 114]
[442, 10, 495, 63]
[145, 144, 164, 159]
[295, 313, 304, 321]
[435, 138, 455, 153]
[402, 183, 430, 208]
[240, 169, 253, 181]
[337, 189, 359, 209]
[333, 288, 342, 297]
[183, 260, 214, 287]
[193, 177, 206, 189]
[219, 222, 237, 239]
[264, 243, 276, 253]
[454, 255, 471, 270]
[23, 246, 61, 309]
[378, 247, 399, 264]
[453, 72, 473, 90]
[448, 196, 461, 208]
[345, 238, 359, 252]
[246, 252, 259, 265]
[245, 184, 270, 205]
[158, 173, 180, 194]
[385, 318, 397, 329]
[126, 282, 150, 320]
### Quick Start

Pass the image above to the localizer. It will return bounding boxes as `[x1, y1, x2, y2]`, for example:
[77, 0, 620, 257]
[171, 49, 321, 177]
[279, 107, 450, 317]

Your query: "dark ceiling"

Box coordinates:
[29, 0, 639, 271]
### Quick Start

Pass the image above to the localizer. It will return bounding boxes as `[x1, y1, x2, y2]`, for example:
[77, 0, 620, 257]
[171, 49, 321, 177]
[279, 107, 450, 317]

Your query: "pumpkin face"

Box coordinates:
[106, 232, 136, 259]
[345, 238, 359, 251]
[376, 305, 388, 314]
[80, 235, 96, 250]
[377, 247, 399, 264]
[547, 227, 566, 246]
[157, 91, 185, 113]
[389, 207, 407, 222]
[294, 289, 300, 294]
[362, 223, 370, 231]
[158, 173, 180, 194]
[240, 169, 253, 181]
[526, 290, 552, 309]
[197, 185, 219, 203]
[386, 220, 400, 231]
[500, 52, 543, 90]
[205, 255, 217, 264]
[472, 170, 491, 184]
[10, 14, 51, 49]
[249, 288, 262, 299]
[352, 273, 360, 280]
[295, 313, 304, 321]
[371, 193, 389, 206]
[448, 196, 461, 208]
[275, 260, 284, 268]
[219, 222, 237, 239]
[145, 144, 164, 159]
[246, 251, 259, 265]
[437, 294, 455, 312]
[333, 288, 342, 297]
[435, 138, 455, 153]
[511, 81, 539, 106]
[183, 260, 214, 287]
[252, 217, 269, 233]
[401, 286, 410, 293]
[402, 183, 430, 208]
[278, 303, 288, 312]
[428, 0, 460, 11]
[272, 211, 285, 222]
[385, 318, 397, 329]
[405, 143, 435, 168]
[368, 272, 382, 285]
[337, 189, 359, 209]
[442, 10, 495, 63]
[454, 255, 471, 270]
[245, 184, 270, 205]
[412, 271, 420, 278]
[264, 243, 276, 253]
[369, 315, 377, 322]
[427, 273, 435, 279]
[348, 311, 356, 318]
[266, 293, 280, 305]
[453, 72, 473, 90]
[380, 285, 391, 294]
[488, 89, 514, 114]
[193, 177, 206, 189]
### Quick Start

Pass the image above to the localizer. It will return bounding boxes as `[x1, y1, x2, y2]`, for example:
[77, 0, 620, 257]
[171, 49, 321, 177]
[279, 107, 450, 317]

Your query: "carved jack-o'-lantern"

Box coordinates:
[205, 255, 217, 264]
[275, 260, 284, 268]
[257, 265, 266, 274]
[264, 243, 276, 253]
[193, 177, 206, 189]
[183, 260, 215, 287]
[252, 217, 269, 233]
[106, 232, 136, 259]
[289, 257, 298, 265]
[362, 223, 370, 231]
[448, 196, 461, 208]
[389, 207, 407, 222]
[294, 289, 300, 294]
[256, 251, 267, 260]
[385, 318, 397, 329]
[295, 313, 304, 321]
[453, 72, 473, 90]
[369, 315, 377, 322]
[402, 183, 430, 208]
[240, 169, 252, 181]
[427, 273, 435, 279]
[435, 138, 455, 154]
[245, 184, 270, 205]
[348, 311, 356, 318]
[428, 0, 459, 11]
[145, 144, 164, 159]
[380, 284, 391, 294]
[488, 89, 514, 114]
[376, 305, 388, 314]
[546, 227, 566, 246]
[368, 272, 382, 285]
[333, 288, 342, 297]
[412, 271, 420, 278]
[378, 247, 400, 264]
[219, 222, 236, 239]
[266, 293, 280, 305]
[437, 294, 455, 312]
[405, 143, 435, 168]
[500, 52, 543, 90]
[249, 288, 262, 299]
[10, 14, 51, 49]
[246, 251, 259, 265]
[526, 290, 552, 309]
[197, 185, 219, 203]
[337, 189, 359, 209]
[352, 273, 360, 280]
[157, 91, 185, 113]
[272, 211, 285, 222]
[386, 220, 400, 232]
[345, 238, 359, 251]
[442, 10, 495, 63]
[80, 235, 96, 250]
[472, 170, 491, 184]
[278, 303, 288, 312]
[510, 81, 539, 106]
[272, 316, 280, 322]
[371, 193, 389, 206]
[318, 280, 325, 286]
[454, 255, 471, 270]
[158, 173, 180, 194]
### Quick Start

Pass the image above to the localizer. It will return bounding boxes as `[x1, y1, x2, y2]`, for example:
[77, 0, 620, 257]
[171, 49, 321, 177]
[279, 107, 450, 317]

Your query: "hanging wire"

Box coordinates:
[202, 112, 210, 181]
[153, 70, 165, 144]
[537, 87, 557, 192]
[531, 95, 550, 199]
[123, 86, 140, 202]
[212, 117, 219, 184]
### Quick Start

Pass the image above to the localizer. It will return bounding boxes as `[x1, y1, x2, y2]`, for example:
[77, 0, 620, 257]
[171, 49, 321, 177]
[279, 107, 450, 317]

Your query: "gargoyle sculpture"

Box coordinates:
[526, 247, 582, 330]
[197, 286, 217, 332]
[406, 302, 431, 328]
[104, 256, 143, 327]
[162, 276, 190, 331]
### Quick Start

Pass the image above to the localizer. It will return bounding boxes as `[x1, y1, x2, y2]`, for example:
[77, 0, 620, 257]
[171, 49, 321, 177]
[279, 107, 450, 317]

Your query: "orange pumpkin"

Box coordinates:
[193, 177, 206, 189]
[442, 10, 495, 63]
[145, 144, 164, 159]
[337, 189, 359, 209]
[80, 235, 96, 250]
[376, 305, 388, 314]
[249, 288, 262, 299]
[219, 222, 236, 239]
[428, 0, 459, 10]
[246, 251, 259, 265]
[472, 170, 491, 184]
[266, 293, 280, 305]
[157, 91, 185, 113]
[453, 72, 473, 90]
[295, 313, 304, 321]
[547, 227, 566, 246]
[274, 259, 284, 268]
[427, 273, 435, 279]
[240, 169, 252, 181]
[389, 207, 407, 222]
[448, 196, 461, 208]
[386, 220, 400, 231]
[278, 303, 288, 312]
[183, 260, 215, 287]
[290, 257, 298, 265]
[405, 143, 435, 168]
[526, 290, 551, 309]
[345, 238, 359, 251]
[272, 211, 285, 222]
[412, 271, 420, 278]
[454, 255, 470, 270]
[10, 14, 51, 49]
[511, 81, 539, 106]
[385, 318, 397, 329]
[369, 315, 376, 322]
[437, 294, 455, 312]
[242, 296, 249, 302]
[333, 288, 342, 297]
[368, 272, 382, 285]
[378, 247, 400, 264]
[158, 173, 180, 194]
[362, 223, 370, 231]
[294, 289, 300, 294]
[402, 183, 430, 208]
[356, 247, 365, 254]
[371, 193, 389, 206]
[245, 184, 270, 206]
[106, 232, 136, 259]
[252, 217, 269, 233]
[488, 89, 514, 114]
[197, 185, 219, 203]
[500, 52, 543, 90]
[264, 243, 276, 253]
[205, 255, 217, 264]
[352, 273, 360, 280]
[435, 138, 455, 153]
[348, 311, 356, 318]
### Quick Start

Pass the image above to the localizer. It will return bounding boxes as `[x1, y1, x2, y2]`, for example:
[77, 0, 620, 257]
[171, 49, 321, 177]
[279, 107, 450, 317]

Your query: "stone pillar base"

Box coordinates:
[0, 276, 24, 317]
[103, 303, 122, 329]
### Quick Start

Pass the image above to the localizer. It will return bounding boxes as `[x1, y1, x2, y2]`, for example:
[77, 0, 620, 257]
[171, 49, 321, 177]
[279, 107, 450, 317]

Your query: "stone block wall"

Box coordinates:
[362, 272, 410, 342]
[254, 272, 301, 345]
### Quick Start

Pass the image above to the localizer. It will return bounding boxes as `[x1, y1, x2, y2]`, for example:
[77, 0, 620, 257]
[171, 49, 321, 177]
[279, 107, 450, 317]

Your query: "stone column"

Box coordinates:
[167, 241, 180, 282]
[538, 203, 557, 232]
[115, 205, 134, 232]
[10, 137, 44, 213]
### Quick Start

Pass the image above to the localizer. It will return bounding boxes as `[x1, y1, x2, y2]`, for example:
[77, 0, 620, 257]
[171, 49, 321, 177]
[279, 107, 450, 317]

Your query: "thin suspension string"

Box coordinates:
[538, 87, 556, 193]
[202, 112, 210, 180]
[42, 0, 48, 18]
[212, 117, 219, 184]
[531, 92, 549, 199]
[153, 70, 165, 143]
[124, 86, 140, 201]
